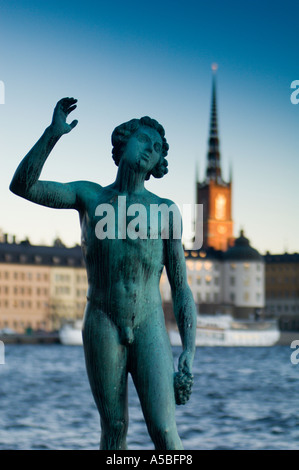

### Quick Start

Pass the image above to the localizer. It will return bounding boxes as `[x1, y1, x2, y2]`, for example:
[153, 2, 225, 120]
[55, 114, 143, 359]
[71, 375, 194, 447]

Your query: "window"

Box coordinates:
[186, 260, 194, 271]
[195, 261, 202, 271]
[196, 276, 201, 285]
[204, 261, 212, 271]
[230, 277, 235, 286]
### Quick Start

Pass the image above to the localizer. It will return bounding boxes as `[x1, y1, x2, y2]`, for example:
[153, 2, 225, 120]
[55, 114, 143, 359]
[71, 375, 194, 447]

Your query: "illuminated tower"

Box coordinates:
[195, 65, 234, 251]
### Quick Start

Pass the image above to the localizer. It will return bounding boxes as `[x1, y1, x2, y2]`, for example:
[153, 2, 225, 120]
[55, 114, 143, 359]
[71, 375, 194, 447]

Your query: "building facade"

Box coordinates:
[264, 252, 299, 330]
[0, 235, 87, 333]
[160, 230, 265, 322]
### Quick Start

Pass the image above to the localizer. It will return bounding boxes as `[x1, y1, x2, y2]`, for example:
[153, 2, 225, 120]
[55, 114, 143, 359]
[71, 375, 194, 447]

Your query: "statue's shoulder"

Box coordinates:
[72, 180, 103, 206]
[73, 180, 102, 194]
[146, 190, 176, 208]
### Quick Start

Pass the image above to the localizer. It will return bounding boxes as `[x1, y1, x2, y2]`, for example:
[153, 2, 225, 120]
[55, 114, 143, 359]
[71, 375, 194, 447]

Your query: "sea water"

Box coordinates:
[0, 344, 298, 450]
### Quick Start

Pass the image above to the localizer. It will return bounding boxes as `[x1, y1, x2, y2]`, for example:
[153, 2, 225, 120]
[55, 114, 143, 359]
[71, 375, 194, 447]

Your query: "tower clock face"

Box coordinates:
[215, 194, 226, 220]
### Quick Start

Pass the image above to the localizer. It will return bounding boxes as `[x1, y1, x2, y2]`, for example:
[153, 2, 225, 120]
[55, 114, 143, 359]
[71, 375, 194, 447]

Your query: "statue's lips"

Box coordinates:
[140, 153, 150, 161]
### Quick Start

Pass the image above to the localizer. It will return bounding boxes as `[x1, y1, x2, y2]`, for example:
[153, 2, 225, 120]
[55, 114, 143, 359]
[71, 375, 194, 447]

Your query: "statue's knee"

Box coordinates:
[107, 418, 128, 437]
[151, 424, 173, 446]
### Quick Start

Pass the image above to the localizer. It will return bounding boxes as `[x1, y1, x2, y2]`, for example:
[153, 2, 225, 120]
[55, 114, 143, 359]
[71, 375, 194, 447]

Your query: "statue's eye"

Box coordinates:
[154, 143, 162, 154]
[137, 134, 150, 143]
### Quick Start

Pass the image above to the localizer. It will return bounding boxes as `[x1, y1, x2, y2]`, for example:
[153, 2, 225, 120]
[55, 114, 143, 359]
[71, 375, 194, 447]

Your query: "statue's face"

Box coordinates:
[122, 126, 162, 173]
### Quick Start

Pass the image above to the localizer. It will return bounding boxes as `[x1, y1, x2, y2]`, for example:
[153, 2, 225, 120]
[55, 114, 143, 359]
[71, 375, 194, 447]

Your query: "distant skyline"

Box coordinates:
[0, 0, 298, 255]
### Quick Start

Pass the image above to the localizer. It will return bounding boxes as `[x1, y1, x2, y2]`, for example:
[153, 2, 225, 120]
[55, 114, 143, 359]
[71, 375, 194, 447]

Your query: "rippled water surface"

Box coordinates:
[0, 344, 298, 450]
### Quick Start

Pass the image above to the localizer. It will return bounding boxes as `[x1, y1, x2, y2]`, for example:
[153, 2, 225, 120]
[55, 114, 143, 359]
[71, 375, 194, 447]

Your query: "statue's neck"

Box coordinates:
[113, 161, 147, 194]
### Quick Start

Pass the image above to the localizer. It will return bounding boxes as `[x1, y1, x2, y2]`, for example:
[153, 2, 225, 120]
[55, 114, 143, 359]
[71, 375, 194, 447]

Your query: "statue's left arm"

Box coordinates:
[164, 218, 197, 376]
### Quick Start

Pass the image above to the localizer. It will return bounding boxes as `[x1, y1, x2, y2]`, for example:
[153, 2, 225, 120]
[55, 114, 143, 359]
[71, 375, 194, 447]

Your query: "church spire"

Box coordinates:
[206, 64, 222, 182]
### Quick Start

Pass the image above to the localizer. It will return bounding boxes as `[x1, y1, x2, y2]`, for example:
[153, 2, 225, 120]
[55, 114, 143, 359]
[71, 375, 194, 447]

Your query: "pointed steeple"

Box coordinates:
[206, 64, 222, 182]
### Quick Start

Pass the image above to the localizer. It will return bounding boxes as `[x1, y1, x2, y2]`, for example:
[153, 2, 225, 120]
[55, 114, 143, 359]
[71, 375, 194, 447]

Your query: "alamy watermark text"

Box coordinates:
[94, 196, 203, 249]
[290, 340, 299, 364]
[290, 80, 299, 104]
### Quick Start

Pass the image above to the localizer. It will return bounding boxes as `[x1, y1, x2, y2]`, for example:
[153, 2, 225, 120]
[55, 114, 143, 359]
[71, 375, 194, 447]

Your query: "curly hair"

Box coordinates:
[111, 116, 169, 180]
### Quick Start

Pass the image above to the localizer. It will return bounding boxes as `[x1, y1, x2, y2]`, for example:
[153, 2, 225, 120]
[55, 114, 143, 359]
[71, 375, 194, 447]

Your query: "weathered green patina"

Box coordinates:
[10, 98, 197, 450]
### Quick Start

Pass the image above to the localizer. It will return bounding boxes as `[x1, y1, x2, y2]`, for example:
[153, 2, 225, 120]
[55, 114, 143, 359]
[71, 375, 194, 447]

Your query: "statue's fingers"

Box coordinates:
[58, 97, 77, 111]
[66, 104, 77, 115]
[57, 97, 71, 107]
[69, 119, 78, 130]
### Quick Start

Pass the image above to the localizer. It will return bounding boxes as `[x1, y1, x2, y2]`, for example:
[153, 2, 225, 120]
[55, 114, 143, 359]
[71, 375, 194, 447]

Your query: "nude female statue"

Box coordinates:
[10, 97, 196, 450]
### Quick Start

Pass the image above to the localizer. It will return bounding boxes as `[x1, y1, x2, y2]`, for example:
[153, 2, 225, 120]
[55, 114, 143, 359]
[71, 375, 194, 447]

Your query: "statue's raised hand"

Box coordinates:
[51, 97, 78, 136]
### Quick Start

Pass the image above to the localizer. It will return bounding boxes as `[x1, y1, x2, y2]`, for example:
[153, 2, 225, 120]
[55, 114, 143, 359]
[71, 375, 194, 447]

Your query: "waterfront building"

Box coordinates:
[0, 234, 87, 333]
[160, 230, 265, 323]
[222, 231, 265, 318]
[264, 252, 299, 330]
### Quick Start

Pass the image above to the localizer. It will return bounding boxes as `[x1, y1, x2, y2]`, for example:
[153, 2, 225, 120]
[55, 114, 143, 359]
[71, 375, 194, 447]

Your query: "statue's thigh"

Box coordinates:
[83, 309, 128, 417]
[130, 323, 175, 423]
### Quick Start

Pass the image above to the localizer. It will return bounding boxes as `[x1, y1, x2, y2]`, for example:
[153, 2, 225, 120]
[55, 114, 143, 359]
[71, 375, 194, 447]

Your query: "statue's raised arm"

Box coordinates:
[9, 98, 80, 209]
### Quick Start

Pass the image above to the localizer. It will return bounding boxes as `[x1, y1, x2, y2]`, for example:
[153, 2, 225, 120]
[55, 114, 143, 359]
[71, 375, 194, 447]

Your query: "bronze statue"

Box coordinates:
[10, 98, 196, 450]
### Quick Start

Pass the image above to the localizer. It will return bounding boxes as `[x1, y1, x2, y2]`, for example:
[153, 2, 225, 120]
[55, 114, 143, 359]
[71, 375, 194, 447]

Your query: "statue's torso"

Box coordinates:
[79, 185, 166, 329]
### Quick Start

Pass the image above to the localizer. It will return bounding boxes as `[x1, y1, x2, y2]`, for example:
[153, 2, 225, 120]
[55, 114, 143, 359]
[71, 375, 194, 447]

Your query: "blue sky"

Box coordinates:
[0, 0, 298, 254]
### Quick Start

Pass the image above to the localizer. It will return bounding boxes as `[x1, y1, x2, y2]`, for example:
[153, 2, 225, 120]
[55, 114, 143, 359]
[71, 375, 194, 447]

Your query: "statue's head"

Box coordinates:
[111, 116, 169, 180]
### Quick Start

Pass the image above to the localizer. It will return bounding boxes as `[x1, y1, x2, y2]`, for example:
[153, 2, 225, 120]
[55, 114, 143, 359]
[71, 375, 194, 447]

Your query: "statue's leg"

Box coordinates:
[130, 318, 183, 450]
[82, 307, 129, 450]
